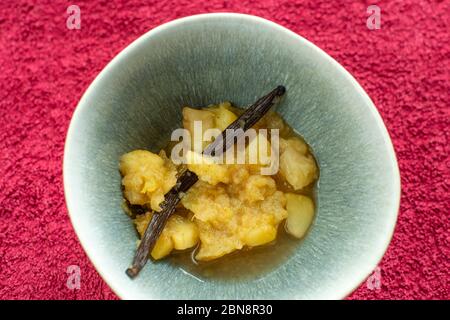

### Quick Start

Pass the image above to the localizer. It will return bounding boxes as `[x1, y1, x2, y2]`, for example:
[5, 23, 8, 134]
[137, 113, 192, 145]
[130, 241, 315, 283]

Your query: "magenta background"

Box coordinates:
[0, 0, 448, 300]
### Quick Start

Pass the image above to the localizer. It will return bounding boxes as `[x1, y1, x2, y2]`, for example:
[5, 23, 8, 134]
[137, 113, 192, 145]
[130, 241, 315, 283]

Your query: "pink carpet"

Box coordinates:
[0, 0, 448, 300]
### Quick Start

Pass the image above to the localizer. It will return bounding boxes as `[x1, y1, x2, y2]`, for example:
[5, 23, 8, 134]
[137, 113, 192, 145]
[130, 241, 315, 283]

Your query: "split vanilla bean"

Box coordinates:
[126, 85, 286, 278]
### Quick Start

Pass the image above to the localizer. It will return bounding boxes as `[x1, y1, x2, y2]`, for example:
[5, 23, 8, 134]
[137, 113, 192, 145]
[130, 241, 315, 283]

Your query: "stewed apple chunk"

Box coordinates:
[279, 137, 317, 190]
[134, 212, 199, 260]
[285, 193, 315, 239]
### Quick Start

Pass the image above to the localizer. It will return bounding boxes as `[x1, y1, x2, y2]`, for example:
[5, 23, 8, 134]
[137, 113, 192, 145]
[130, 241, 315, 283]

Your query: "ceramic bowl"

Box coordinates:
[64, 13, 400, 299]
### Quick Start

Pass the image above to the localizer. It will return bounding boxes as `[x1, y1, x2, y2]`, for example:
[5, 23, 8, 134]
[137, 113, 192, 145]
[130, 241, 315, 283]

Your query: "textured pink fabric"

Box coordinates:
[0, 0, 448, 300]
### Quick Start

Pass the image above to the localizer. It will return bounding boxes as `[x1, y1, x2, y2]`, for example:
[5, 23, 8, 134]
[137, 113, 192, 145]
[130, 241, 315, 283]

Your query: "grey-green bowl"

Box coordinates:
[64, 13, 400, 299]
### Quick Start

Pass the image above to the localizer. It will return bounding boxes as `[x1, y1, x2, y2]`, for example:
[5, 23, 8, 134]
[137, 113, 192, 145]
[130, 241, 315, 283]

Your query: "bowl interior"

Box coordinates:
[64, 14, 399, 299]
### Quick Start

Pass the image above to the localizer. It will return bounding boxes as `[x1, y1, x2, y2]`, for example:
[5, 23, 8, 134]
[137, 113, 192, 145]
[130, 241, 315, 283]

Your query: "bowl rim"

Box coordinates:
[63, 12, 401, 300]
